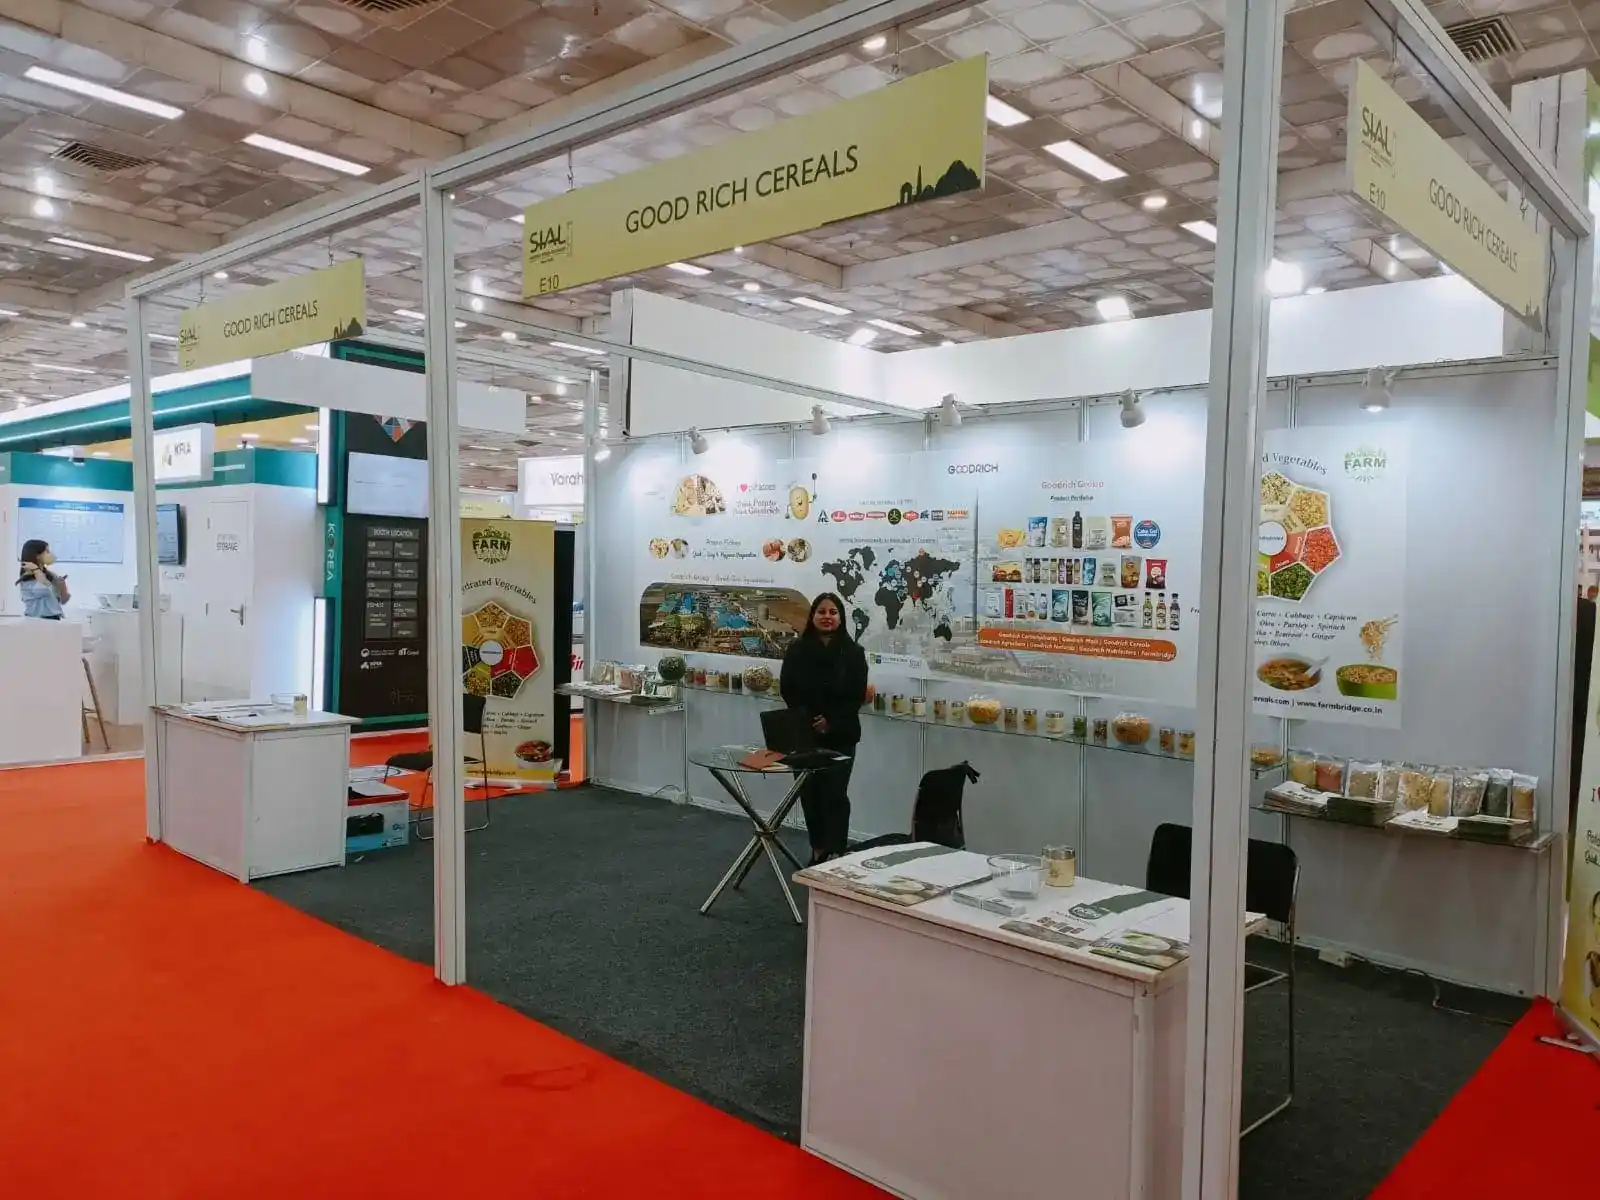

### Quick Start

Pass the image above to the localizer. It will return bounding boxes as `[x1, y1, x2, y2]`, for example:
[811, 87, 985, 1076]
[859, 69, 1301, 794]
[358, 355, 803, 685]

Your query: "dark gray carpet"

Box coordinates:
[258, 784, 1527, 1197]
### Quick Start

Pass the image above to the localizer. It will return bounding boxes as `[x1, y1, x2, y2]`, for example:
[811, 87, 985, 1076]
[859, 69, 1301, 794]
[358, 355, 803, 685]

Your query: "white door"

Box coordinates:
[182, 498, 254, 700]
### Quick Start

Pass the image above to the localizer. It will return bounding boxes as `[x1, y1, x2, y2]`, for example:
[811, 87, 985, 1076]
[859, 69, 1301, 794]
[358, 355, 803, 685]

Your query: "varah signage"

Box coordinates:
[1347, 59, 1544, 327]
[521, 56, 989, 297]
[178, 258, 367, 369]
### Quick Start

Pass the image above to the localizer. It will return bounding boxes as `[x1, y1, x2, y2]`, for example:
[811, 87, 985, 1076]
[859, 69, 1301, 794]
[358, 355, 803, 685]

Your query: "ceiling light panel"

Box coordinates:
[1042, 139, 1125, 182]
[868, 318, 919, 336]
[48, 236, 152, 262]
[791, 296, 852, 315]
[666, 262, 710, 276]
[25, 67, 183, 119]
[1180, 220, 1219, 244]
[242, 134, 370, 177]
[985, 94, 1030, 127]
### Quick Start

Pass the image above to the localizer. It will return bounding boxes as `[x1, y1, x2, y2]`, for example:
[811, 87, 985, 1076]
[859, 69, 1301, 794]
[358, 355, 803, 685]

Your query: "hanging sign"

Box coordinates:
[522, 56, 988, 297]
[1563, 626, 1600, 1045]
[1347, 60, 1544, 327]
[152, 422, 214, 484]
[461, 518, 559, 784]
[178, 258, 366, 369]
[518, 455, 584, 507]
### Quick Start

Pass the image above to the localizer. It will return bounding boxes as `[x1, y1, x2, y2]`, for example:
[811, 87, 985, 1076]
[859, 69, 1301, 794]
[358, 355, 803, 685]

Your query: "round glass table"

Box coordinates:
[689, 744, 851, 925]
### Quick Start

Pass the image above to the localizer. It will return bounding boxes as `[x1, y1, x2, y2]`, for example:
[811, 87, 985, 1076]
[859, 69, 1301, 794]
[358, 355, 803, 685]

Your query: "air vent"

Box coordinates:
[50, 141, 153, 175]
[1443, 16, 1521, 64]
[335, 0, 439, 13]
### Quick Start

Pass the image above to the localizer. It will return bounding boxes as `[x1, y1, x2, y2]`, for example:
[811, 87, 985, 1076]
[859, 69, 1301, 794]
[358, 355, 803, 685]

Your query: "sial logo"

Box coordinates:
[1343, 446, 1387, 482]
[947, 462, 999, 474]
[471, 525, 512, 564]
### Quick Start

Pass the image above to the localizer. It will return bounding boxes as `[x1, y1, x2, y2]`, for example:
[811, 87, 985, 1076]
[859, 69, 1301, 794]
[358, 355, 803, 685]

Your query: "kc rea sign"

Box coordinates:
[518, 455, 584, 507]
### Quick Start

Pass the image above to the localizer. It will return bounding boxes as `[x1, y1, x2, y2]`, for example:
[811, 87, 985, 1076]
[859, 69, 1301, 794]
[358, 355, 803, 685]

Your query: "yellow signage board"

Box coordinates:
[461, 518, 559, 784]
[179, 258, 366, 369]
[522, 56, 989, 297]
[1347, 60, 1543, 326]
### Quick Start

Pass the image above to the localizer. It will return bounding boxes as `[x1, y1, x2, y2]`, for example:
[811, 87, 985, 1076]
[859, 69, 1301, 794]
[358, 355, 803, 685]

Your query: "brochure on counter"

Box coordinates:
[995, 886, 1186, 960]
[800, 843, 994, 906]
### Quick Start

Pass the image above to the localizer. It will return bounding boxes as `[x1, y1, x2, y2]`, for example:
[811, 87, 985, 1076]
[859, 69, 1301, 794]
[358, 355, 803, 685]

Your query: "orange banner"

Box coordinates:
[977, 628, 1178, 662]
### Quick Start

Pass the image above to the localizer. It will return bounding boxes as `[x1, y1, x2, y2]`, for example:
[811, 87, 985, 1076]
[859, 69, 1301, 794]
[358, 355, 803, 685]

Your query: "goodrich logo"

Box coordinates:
[947, 463, 999, 474]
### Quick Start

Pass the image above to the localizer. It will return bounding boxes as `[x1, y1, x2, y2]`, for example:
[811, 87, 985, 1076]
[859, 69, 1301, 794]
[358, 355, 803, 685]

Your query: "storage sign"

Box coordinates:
[522, 56, 988, 296]
[1347, 60, 1544, 327]
[179, 258, 367, 369]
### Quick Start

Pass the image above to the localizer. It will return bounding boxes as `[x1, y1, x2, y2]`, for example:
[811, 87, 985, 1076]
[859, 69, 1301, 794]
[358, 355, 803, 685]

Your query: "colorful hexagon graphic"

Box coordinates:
[462, 600, 540, 699]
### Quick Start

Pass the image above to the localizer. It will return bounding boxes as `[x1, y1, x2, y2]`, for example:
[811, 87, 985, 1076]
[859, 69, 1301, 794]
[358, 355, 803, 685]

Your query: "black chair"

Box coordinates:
[387, 693, 492, 841]
[850, 762, 980, 854]
[1145, 822, 1300, 1137]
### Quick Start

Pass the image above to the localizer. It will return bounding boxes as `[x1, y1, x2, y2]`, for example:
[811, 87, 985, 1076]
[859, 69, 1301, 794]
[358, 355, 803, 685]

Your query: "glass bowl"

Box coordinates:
[988, 852, 1045, 899]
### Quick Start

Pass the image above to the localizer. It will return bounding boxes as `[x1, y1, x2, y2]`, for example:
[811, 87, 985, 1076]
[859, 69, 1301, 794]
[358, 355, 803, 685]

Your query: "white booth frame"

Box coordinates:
[118, 0, 1592, 1195]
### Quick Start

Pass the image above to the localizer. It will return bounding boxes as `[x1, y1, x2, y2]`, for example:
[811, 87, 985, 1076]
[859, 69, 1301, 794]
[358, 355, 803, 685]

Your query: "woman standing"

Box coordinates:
[780, 592, 868, 864]
[16, 539, 68, 620]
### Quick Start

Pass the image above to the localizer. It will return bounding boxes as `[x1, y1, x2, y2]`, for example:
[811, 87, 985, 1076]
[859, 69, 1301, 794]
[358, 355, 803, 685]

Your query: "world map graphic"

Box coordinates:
[819, 546, 963, 643]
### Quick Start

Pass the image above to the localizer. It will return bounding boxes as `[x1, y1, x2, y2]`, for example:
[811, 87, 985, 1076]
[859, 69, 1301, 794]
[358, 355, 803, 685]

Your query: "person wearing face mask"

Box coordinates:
[780, 592, 869, 864]
[16, 539, 68, 620]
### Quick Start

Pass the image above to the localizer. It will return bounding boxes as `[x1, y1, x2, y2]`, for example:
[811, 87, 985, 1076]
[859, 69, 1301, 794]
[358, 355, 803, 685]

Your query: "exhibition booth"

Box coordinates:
[98, 1, 1596, 1197]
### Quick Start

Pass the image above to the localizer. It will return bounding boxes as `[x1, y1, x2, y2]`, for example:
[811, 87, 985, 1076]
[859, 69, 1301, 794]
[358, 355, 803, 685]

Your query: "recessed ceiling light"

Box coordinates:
[550, 341, 605, 355]
[1265, 259, 1305, 296]
[69, 319, 86, 329]
[149, 332, 178, 343]
[1096, 295, 1132, 321]
[666, 261, 710, 276]
[868, 318, 919, 336]
[1141, 193, 1168, 212]
[499, 330, 517, 342]
[34, 172, 53, 196]
[1384, 260, 1398, 278]
[511, 213, 525, 224]
[862, 34, 888, 52]
[290, 436, 310, 445]
[733, 245, 744, 253]
[1189, 118, 1205, 141]
[245, 36, 268, 64]
[244, 72, 268, 97]
[1042, 138, 1125, 182]
[1180, 220, 1218, 244]
[31, 197, 54, 218]
[0, 309, 17, 318]
[48, 236, 152, 262]
[242, 133, 369, 176]
[554, 383, 568, 396]
[791, 295, 852, 315]
[212, 270, 228, 280]
[742, 281, 761, 292]
[469, 296, 485, 312]
[304, 423, 320, 431]
[32, 361, 95, 374]
[453, 320, 465, 329]
[986, 94, 1030, 127]
[393, 309, 426, 321]
[24, 66, 183, 119]
[940, 340, 955, 347]
[846, 327, 878, 346]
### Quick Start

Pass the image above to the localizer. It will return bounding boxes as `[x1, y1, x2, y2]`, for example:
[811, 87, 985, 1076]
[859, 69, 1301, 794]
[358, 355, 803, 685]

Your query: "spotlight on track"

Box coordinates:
[689, 427, 709, 455]
[1119, 390, 1146, 429]
[939, 393, 962, 428]
[810, 405, 830, 436]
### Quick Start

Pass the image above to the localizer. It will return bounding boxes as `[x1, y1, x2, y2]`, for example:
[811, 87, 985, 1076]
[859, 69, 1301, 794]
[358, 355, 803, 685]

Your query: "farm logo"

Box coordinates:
[1343, 446, 1387, 483]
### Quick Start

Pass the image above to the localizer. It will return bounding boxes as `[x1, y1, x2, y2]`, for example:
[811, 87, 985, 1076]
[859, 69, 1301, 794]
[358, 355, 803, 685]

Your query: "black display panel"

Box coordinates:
[337, 517, 428, 718]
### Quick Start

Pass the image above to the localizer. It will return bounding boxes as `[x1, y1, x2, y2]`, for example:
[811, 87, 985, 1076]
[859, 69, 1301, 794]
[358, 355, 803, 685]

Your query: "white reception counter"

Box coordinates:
[0, 617, 83, 764]
[155, 703, 357, 881]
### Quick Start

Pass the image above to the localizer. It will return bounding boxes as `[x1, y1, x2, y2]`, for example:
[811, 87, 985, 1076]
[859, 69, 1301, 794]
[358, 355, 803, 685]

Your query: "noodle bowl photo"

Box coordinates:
[1256, 656, 1321, 691]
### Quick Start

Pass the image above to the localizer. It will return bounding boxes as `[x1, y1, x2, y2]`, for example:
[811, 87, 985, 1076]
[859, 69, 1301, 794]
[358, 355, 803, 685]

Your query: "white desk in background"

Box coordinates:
[797, 863, 1264, 1200]
[85, 608, 182, 723]
[0, 616, 84, 764]
[155, 702, 357, 881]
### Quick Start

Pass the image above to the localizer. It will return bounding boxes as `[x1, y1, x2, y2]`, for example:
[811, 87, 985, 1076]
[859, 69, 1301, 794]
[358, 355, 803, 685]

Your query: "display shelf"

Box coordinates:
[677, 680, 1285, 777]
[557, 683, 683, 716]
[1255, 801, 1556, 853]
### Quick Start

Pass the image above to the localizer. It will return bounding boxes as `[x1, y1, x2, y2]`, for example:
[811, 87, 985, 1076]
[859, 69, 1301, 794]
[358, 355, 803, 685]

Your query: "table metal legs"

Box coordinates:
[700, 767, 809, 925]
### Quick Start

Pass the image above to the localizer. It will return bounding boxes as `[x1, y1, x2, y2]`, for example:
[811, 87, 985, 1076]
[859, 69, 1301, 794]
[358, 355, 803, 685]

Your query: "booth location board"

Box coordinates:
[155, 703, 357, 881]
[797, 862, 1264, 1200]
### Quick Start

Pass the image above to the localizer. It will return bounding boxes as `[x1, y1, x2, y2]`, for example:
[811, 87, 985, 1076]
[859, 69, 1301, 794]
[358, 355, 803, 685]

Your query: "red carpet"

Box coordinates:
[0, 758, 884, 1199]
[1372, 998, 1600, 1197]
